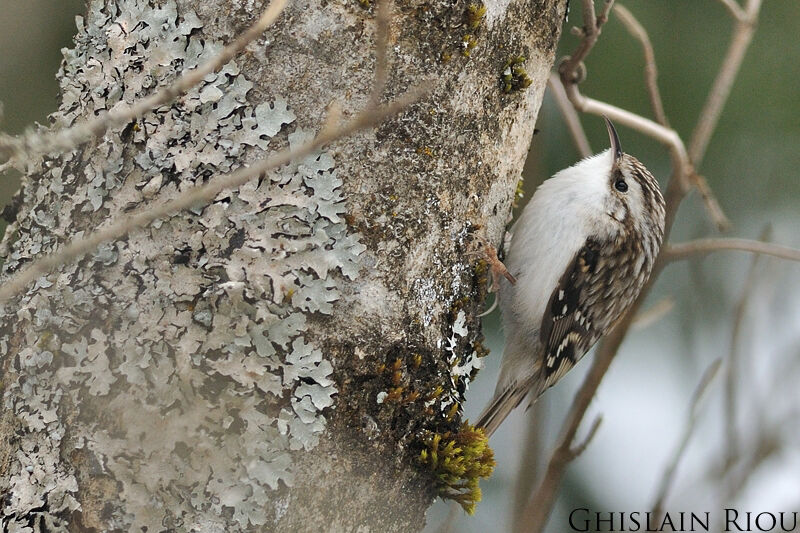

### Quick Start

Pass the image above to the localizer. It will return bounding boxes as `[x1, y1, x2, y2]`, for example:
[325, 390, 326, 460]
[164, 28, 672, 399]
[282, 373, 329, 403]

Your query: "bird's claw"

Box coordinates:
[471, 236, 516, 292]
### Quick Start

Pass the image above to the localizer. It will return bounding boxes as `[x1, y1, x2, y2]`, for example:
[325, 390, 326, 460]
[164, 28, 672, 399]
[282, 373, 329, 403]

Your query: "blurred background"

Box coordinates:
[1, 1, 798, 531]
[428, 1, 800, 531]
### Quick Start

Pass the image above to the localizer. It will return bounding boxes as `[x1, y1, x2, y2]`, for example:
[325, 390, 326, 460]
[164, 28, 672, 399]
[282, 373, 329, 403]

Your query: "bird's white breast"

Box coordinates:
[500, 150, 615, 343]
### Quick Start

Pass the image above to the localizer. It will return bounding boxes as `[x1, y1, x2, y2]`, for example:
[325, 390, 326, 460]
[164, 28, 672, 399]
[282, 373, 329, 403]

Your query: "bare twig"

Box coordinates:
[720, 429, 780, 503]
[568, 415, 603, 458]
[559, 0, 615, 84]
[651, 358, 722, 523]
[689, 0, 762, 166]
[723, 226, 771, 468]
[0, 0, 288, 166]
[370, 0, 391, 109]
[631, 297, 675, 330]
[597, 1, 616, 27]
[562, 20, 730, 231]
[716, 0, 747, 21]
[691, 173, 731, 232]
[512, 400, 548, 533]
[548, 73, 592, 158]
[613, 4, 668, 126]
[561, 2, 732, 230]
[665, 238, 800, 263]
[0, 88, 428, 304]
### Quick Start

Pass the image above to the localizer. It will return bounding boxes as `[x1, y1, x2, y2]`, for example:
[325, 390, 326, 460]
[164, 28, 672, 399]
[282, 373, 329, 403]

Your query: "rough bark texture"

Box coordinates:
[0, 0, 564, 530]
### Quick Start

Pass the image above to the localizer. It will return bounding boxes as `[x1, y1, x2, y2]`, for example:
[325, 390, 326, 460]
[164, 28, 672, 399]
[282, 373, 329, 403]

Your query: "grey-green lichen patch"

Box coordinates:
[0, 0, 363, 530]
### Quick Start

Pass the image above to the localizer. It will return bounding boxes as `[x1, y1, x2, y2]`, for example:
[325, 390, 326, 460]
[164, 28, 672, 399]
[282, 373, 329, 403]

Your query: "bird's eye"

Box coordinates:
[614, 179, 628, 192]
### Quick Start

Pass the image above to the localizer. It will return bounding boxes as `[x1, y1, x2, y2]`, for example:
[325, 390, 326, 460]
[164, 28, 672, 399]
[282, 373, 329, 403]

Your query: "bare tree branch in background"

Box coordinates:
[613, 4, 668, 127]
[723, 226, 771, 471]
[651, 358, 722, 524]
[512, 402, 548, 533]
[547, 74, 591, 158]
[631, 297, 675, 330]
[519, 308, 635, 533]
[691, 0, 763, 166]
[665, 238, 800, 263]
[612, 2, 726, 233]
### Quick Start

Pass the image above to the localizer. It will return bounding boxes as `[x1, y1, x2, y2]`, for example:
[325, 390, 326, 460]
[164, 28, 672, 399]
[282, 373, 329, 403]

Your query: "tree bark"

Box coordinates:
[0, 0, 564, 530]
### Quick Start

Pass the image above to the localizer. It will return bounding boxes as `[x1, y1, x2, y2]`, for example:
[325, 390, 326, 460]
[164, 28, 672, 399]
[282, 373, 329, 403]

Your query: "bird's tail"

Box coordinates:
[474, 384, 531, 437]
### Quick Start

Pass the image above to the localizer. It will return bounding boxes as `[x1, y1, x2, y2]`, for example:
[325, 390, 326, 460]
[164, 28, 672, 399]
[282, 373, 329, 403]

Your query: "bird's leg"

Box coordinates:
[484, 241, 516, 290]
[476, 238, 516, 292]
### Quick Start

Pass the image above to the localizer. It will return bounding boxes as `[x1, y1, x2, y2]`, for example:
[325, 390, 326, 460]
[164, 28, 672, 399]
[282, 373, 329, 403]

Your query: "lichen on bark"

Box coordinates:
[0, 0, 565, 530]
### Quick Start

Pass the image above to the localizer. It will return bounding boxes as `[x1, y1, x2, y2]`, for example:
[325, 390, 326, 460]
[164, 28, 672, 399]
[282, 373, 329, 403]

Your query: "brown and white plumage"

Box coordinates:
[477, 119, 665, 437]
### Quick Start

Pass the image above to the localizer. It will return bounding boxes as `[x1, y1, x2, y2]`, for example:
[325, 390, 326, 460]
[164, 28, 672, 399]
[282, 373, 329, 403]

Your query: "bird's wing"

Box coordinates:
[538, 239, 606, 392]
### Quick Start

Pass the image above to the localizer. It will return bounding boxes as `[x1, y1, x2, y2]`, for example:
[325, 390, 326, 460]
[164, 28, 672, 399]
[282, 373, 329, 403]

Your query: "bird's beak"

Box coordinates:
[603, 116, 622, 163]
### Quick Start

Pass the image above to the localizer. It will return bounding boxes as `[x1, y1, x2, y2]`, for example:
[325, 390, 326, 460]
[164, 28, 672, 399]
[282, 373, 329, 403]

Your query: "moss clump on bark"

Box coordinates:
[465, 3, 487, 30]
[501, 56, 533, 93]
[418, 422, 495, 514]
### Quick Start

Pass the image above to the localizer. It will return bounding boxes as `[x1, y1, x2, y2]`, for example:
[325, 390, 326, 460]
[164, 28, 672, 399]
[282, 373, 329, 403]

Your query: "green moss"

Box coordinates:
[418, 422, 495, 514]
[514, 177, 525, 207]
[449, 295, 471, 316]
[473, 338, 490, 358]
[474, 258, 488, 287]
[461, 34, 478, 57]
[465, 3, 487, 30]
[501, 56, 533, 93]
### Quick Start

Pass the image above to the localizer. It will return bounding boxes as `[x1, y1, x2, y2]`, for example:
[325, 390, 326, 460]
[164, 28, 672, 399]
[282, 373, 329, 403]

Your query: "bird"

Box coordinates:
[476, 117, 666, 437]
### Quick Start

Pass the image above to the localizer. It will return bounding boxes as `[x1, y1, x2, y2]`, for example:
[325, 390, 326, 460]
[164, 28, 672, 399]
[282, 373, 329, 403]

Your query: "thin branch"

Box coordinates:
[512, 402, 547, 533]
[0, 88, 428, 304]
[716, 0, 746, 21]
[613, 4, 668, 126]
[631, 297, 675, 330]
[597, 1, 616, 27]
[0, 0, 288, 166]
[559, 0, 615, 84]
[691, 172, 731, 232]
[370, 0, 391, 109]
[651, 358, 722, 522]
[689, 0, 762, 166]
[665, 238, 800, 263]
[548, 73, 592, 158]
[562, 17, 729, 231]
[567, 415, 603, 458]
[724, 225, 771, 469]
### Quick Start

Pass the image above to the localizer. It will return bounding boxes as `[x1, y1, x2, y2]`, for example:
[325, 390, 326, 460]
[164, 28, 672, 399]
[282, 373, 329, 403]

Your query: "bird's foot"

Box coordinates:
[471, 236, 516, 292]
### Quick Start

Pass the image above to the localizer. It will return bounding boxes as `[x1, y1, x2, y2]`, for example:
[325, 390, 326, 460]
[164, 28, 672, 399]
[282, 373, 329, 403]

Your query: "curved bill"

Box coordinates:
[603, 116, 622, 162]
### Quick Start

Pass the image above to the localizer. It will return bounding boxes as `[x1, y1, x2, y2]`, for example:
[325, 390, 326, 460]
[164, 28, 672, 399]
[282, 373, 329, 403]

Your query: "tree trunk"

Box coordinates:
[0, 0, 564, 530]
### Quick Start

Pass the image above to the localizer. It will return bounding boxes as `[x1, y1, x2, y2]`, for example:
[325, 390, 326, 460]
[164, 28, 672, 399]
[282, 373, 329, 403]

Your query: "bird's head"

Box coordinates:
[550, 117, 666, 243]
[600, 117, 665, 244]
